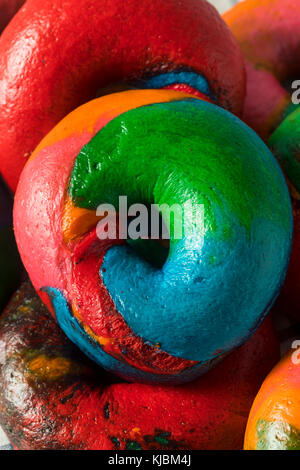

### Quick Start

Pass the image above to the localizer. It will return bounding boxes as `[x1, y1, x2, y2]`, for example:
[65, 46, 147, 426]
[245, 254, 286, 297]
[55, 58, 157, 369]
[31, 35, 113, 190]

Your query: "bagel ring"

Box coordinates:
[0, 282, 280, 450]
[0, 0, 245, 192]
[14, 89, 292, 383]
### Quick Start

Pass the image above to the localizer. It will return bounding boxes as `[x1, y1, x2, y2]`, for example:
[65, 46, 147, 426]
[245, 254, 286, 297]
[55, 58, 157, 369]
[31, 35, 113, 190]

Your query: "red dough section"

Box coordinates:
[0, 0, 245, 191]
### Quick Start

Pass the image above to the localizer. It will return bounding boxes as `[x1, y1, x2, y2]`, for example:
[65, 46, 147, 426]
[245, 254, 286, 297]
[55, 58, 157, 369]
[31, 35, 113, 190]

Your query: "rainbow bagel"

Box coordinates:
[244, 347, 300, 450]
[0, 178, 21, 312]
[14, 89, 292, 384]
[0, 282, 280, 450]
[0, 0, 245, 192]
[225, 0, 300, 321]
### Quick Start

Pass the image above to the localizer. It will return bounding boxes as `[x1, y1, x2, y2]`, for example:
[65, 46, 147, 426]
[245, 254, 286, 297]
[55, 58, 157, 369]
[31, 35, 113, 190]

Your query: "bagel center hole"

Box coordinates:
[125, 206, 170, 269]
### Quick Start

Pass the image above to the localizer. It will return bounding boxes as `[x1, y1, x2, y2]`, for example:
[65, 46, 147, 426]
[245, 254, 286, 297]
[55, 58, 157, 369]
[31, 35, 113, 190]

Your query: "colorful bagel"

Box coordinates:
[225, 0, 300, 321]
[0, 282, 280, 450]
[0, 0, 25, 33]
[0, 178, 21, 312]
[244, 347, 300, 450]
[14, 89, 292, 384]
[0, 0, 245, 192]
[224, 0, 300, 143]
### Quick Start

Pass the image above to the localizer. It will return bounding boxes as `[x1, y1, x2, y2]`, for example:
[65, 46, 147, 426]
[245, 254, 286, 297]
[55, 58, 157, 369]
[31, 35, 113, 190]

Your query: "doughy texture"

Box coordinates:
[14, 90, 292, 383]
[0, 282, 280, 450]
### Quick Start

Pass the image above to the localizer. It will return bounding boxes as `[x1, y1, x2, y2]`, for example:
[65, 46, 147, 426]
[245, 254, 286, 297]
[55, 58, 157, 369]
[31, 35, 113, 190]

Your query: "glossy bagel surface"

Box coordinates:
[14, 89, 292, 383]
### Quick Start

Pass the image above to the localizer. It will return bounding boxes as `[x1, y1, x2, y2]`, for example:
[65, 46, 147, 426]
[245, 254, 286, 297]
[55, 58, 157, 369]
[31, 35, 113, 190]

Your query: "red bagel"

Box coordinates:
[0, 0, 245, 191]
[0, 282, 279, 450]
[224, 0, 300, 141]
[0, 0, 25, 33]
